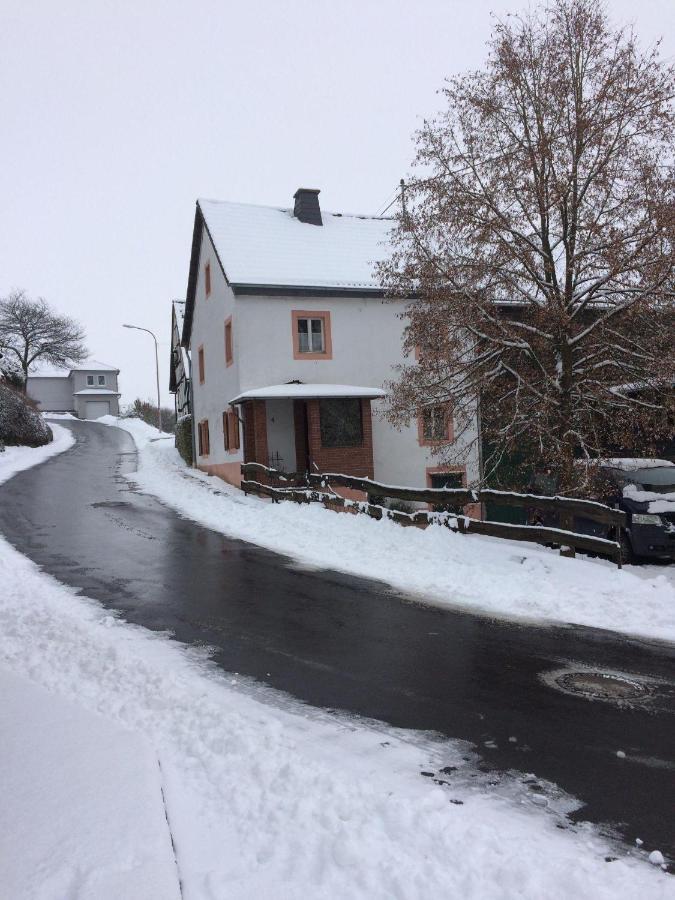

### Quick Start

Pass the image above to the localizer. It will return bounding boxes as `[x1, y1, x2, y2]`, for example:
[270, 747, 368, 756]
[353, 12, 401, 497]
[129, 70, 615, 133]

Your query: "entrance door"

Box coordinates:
[85, 400, 110, 419]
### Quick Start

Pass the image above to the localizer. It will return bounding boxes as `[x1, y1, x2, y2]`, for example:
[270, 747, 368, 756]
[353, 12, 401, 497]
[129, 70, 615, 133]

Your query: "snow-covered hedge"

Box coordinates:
[174, 414, 193, 466]
[0, 384, 52, 448]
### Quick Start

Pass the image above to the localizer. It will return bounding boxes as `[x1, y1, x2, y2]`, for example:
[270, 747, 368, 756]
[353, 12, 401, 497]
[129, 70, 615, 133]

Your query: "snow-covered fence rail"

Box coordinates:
[240, 463, 625, 565]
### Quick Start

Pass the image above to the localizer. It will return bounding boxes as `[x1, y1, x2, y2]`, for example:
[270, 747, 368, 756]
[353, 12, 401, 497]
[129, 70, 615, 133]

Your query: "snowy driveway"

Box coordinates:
[1, 419, 673, 857]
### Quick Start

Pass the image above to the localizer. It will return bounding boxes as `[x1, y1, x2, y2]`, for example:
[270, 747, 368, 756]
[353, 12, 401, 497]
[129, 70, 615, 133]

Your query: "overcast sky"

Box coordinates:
[1, 0, 672, 407]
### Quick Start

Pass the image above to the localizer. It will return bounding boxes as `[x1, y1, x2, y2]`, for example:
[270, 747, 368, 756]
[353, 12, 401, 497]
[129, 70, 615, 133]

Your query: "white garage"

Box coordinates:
[85, 400, 111, 419]
[73, 386, 120, 419]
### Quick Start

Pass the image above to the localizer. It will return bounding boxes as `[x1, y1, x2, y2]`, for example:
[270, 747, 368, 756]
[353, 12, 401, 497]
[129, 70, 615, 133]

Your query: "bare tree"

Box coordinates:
[379, 0, 675, 494]
[0, 290, 87, 389]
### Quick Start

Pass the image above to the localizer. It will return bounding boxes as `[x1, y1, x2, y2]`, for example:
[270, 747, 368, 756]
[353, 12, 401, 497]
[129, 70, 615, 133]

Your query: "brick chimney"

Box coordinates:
[293, 188, 322, 226]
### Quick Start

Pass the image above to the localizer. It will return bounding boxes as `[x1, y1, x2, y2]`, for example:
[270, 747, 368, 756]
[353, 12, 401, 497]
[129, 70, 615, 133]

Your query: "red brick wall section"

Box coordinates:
[306, 398, 374, 478]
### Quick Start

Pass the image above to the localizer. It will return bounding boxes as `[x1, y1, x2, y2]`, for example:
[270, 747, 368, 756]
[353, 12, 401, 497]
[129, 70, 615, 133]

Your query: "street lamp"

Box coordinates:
[123, 323, 162, 433]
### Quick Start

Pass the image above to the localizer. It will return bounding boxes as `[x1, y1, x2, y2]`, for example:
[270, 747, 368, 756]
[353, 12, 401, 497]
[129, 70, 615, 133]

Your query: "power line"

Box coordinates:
[374, 185, 400, 217]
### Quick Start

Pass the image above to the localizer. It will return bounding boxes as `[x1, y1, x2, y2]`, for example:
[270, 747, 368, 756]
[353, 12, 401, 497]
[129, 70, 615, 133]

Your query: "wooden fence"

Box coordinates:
[240, 463, 626, 566]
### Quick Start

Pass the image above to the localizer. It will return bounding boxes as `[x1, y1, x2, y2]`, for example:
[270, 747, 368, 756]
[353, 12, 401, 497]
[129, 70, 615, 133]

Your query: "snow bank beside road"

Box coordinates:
[0, 535, 670, 899]
[98, 414, 173, 446]
[106, 417, 675, 644]
[0, 422, 74, 485]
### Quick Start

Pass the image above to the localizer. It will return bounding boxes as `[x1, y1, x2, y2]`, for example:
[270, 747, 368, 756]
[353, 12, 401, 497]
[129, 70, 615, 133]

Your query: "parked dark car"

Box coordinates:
[599, 461, 675, 563]
[515, 461, 675, 563]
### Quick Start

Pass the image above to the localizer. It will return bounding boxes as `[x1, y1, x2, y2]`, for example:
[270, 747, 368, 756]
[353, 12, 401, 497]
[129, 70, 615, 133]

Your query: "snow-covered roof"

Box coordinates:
[230, 383, 387, 404]
[199, 199, 393, 290]
[73, 388, 121, 396]
[71, 359, 118, 372]
[30, 359, 119, 378]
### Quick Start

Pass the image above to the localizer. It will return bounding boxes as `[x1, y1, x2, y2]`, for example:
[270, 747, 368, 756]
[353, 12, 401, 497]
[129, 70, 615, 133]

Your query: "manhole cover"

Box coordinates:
[540, 666, 669, 707]
[555, 672, 646, 700]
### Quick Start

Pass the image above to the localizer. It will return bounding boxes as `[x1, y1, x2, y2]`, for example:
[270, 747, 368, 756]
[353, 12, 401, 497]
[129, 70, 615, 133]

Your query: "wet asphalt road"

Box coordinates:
[1, 420, 674, 855]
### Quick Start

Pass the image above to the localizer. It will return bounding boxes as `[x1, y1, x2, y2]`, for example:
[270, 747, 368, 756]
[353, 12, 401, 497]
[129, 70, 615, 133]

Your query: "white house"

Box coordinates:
[175, 188, 481, 501]
[27, 360, 120, 418]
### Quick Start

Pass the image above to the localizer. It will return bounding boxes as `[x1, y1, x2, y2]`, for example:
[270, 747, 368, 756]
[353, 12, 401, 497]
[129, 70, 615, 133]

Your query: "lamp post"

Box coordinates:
[123, 324, 162, 433]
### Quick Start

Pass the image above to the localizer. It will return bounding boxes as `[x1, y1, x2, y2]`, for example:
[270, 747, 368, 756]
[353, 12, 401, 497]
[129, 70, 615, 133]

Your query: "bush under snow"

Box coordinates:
[0, 383, 52, 448]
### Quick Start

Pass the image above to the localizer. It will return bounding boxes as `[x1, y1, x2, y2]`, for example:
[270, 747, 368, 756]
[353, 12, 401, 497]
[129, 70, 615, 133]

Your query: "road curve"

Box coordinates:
[1, 419, 673, 855]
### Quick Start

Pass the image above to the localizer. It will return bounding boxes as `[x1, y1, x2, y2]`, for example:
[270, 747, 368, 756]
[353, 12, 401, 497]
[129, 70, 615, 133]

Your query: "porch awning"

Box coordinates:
[230, 383, 387, 404]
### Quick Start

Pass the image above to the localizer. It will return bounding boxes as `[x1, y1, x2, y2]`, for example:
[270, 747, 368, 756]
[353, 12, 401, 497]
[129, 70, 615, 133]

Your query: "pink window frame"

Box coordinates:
[198, 419, 210, 457]
[204, 261, 211, 297]
[291, 310, 333, 360]
[417, 403, 454, 446]
[223, 408, 239, 454]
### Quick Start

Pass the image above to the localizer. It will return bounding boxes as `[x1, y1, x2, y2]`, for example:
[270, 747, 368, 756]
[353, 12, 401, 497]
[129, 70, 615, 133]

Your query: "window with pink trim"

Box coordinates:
[425, 466, 467, 513]
[291, 310, 332, 360]
[204, 262, 211, 297]
[417, 403, 453, 445]
[198, 420, 210, 457]
[223, 409, 240, 453]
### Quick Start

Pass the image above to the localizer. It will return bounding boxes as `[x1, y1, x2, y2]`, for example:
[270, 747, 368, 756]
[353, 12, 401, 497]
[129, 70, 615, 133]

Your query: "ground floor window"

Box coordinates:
[319, 398, 363, 447]
[223, 409, 240, 451]
[428, 469, 465, 513]
[428, 471, 463, 490]
[198, 419, 210, 456]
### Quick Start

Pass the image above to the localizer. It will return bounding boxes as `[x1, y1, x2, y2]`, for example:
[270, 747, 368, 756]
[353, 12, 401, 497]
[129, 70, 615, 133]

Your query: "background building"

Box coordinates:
[27, 360, 120, 418]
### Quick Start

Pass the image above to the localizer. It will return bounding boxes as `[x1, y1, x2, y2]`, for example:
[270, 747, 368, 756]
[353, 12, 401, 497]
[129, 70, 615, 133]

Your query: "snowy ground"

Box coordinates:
[0, 420, 671, 898]
[101, 416, 675, 644]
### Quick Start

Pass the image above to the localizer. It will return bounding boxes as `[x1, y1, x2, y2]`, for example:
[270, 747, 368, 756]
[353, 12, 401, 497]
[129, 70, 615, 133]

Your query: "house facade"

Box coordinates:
[27, 360, 120, 418]
[175, 189, 481, 498]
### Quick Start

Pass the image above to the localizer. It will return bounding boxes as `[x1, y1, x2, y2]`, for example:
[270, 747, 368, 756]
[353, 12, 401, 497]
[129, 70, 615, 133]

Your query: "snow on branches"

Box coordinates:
[379, 0, 674, 494]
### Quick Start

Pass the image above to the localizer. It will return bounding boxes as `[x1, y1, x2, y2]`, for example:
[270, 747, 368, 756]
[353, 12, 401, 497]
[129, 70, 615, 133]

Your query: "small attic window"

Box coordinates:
[204, 262, 211, 297]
